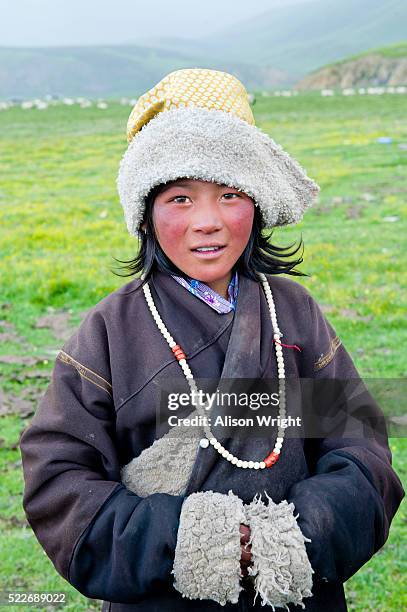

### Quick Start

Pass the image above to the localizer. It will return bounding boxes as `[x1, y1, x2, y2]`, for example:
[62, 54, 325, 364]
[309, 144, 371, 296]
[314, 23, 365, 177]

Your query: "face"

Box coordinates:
[150, 178, 255, 298]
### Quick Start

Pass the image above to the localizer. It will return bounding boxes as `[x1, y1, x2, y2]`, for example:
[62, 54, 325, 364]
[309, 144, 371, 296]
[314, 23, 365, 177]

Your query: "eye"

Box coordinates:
[223, 193, 240, 200]
[171, 195, 190, 204]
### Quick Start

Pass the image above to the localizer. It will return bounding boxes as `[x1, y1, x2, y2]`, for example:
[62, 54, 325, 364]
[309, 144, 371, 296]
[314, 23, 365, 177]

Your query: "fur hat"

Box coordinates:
[117, 68, 319, 236]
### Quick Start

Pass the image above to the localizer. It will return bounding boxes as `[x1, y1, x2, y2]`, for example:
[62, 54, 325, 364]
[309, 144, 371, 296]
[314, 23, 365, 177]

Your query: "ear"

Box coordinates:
[141, 222, 147, 233]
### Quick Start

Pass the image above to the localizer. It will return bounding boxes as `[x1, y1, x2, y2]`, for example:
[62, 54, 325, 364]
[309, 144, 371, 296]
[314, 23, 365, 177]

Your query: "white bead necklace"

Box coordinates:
[143, 272, 286, 470]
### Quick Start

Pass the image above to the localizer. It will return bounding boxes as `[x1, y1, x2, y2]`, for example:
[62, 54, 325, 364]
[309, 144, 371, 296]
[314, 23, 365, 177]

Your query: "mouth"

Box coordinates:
[191, 245, 226, 258]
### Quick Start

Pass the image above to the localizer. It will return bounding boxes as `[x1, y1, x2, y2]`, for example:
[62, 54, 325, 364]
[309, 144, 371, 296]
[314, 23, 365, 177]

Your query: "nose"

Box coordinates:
[190, 199, 223, 233]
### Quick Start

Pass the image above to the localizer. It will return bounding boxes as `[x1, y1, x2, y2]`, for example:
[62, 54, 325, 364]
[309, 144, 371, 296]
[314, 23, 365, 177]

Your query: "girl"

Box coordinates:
[20, 68, 404, 611]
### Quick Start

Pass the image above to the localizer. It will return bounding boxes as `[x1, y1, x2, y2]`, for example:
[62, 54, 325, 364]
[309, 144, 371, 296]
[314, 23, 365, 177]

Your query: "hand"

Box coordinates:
[239, 523, 252, 578]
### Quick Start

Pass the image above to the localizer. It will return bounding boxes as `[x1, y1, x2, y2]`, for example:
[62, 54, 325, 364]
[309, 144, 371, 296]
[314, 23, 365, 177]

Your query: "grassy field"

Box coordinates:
[0, 92, 406, 611]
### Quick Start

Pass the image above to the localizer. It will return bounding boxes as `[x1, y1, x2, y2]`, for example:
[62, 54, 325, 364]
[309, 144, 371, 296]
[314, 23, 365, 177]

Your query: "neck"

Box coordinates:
[205, 272, 233, 300]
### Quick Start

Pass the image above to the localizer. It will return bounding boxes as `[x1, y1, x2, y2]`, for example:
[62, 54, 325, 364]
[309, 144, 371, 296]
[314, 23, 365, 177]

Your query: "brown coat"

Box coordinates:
[20, 272, 404, 611]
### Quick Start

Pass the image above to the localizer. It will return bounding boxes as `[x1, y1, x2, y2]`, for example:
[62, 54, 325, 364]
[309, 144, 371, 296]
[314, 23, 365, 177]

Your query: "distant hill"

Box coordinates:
[195, 0, 407, 80]
[0, 45, 286, 99]
[296, 42, 407, 89]
[1, 0, 407, 99]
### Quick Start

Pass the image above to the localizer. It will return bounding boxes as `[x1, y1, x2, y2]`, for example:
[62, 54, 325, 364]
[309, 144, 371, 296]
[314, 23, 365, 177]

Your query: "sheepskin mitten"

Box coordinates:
[244, 492, 314, 610]
[172, 490, 246, 605]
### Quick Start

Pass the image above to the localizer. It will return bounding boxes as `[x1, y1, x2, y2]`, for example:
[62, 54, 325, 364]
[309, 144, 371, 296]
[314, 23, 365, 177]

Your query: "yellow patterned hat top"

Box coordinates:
[126, 68, 255, 143]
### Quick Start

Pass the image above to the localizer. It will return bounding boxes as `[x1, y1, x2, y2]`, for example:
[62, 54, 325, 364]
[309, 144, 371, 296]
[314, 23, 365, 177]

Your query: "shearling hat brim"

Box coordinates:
[117, 107, 320, 236]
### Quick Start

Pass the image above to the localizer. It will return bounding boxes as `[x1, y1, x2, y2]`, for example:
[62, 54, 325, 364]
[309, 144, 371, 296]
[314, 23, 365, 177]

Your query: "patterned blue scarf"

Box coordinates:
[171, 271, 239, 314]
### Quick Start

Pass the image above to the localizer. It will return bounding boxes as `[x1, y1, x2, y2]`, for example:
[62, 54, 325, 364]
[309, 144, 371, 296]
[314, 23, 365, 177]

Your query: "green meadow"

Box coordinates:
[0, 92, 406, 611]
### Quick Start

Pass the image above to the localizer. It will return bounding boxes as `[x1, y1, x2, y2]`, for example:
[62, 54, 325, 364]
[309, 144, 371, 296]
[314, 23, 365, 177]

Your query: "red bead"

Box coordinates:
[172, 345, 181, 353]
[264, 451, 280, 468]
[176, 353, 186, 361]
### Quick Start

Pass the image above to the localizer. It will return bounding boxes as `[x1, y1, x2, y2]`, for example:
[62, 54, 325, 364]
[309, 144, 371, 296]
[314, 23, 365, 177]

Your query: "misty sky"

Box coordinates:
[0, 0, 310, 46]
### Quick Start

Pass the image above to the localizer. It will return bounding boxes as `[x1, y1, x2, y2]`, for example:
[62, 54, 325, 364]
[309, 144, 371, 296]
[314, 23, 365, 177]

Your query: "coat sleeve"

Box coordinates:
[19, 309, 184, 604]
[286, 293, 404, 584]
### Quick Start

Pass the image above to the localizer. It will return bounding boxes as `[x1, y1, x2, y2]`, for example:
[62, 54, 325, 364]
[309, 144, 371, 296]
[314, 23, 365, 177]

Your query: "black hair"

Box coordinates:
[111, 182, 307, 291]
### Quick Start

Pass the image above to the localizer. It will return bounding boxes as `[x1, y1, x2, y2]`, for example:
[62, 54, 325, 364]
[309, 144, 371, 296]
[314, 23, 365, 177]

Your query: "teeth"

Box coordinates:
[196, 246, 221, 252]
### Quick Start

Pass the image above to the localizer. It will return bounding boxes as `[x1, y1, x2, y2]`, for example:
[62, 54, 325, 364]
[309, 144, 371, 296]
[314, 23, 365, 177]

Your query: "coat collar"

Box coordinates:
[150, 270, 271, 380]
[184, 272, 276, 494]
[150, 270, 235, 359]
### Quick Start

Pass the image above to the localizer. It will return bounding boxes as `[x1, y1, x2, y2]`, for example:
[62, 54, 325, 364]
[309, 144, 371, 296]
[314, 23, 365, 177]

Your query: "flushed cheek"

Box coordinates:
[154, 210, 188, 245]
[226, 207, 254, 243]
[160, 222, 187, 244]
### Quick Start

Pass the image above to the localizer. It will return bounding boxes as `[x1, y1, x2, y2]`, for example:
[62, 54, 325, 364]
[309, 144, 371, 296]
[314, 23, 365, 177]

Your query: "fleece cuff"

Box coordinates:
[245, 492, 314, 610]
[120, 422, 202, 497]
[172, 490, 245, 606]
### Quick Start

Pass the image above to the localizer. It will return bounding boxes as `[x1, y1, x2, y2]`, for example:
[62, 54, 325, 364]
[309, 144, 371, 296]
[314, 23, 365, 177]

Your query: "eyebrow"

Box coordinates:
[158, 182, 195, 192]
[158, 181, 234, 194]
